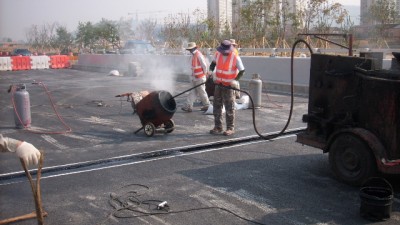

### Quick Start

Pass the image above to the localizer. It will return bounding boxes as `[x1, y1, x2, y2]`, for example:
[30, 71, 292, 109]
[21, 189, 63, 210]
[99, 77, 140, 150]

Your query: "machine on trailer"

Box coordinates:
[134, 91, 176, 137]
[296, 52, 400, 186]
[116, 90, 176, 137]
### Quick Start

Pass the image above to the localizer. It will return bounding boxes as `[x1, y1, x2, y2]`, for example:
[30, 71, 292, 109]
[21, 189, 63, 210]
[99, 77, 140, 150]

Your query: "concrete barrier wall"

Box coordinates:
[75, 54, 312, 83]
[74, 54, 393, 95]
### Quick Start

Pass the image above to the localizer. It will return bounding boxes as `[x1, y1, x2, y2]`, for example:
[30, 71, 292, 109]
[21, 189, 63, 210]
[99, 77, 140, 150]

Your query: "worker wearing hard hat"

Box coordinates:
[209, 40, 245, 136]
[0, 134, 41, 166]
[181, 42, 210, 112]
[230, 39, 239, 56]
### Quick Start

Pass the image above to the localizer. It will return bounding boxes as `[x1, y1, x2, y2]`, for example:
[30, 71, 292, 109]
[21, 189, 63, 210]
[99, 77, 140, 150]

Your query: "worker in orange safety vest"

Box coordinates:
[181, 42, 210, 112]
[208, 40, 245, 136]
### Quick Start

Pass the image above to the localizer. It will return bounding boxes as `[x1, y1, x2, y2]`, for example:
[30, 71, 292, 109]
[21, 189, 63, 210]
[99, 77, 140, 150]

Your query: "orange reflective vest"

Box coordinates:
[215, 52, 237, 86]
[192, 51, 206, 79]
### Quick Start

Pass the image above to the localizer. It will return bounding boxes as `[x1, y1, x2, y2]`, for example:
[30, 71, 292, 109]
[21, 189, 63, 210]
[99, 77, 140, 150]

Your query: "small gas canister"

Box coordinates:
[13, 84, 31, 128]
[249, 73, 262, 108]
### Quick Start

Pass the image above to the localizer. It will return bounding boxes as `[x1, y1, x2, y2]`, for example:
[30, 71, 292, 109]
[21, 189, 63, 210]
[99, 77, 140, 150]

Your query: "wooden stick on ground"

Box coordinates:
[19, 151, 45, 225]
[0, 211, 48, 225]
[0, 152, 47, 225]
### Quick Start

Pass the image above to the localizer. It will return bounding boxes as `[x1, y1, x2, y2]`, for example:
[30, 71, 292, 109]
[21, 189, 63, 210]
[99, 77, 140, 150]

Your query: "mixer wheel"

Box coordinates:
[144, 122, 156, 137]
[164, 119, 175, 133]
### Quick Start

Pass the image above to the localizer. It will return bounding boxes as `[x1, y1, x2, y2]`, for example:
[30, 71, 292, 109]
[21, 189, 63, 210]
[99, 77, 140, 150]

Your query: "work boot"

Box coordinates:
[181, 106, 192, 112]
[209, 127, 223, 134]
[223, 129, 235, 136]
[200, 105, 209, 111]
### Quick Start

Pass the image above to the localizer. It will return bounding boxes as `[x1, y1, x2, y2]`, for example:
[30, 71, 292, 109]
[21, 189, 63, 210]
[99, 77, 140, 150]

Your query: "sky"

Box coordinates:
[0, 0, 360, 41]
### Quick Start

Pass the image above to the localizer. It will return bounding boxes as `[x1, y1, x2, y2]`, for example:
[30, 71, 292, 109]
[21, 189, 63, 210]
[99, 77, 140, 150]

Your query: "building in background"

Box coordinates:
[208, 0, 233, 33]
[361, 0, 377, 25]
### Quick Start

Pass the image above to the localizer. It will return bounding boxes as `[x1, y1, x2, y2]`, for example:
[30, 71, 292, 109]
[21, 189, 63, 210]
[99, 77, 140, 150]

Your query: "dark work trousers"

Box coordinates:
[213, 85, 235, 130]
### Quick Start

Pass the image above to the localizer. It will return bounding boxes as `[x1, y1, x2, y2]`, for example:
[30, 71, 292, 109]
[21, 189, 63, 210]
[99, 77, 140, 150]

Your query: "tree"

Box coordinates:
[95, 18, 121, 49]
[53, 26, 74, 53]
[190, 9, 211, 45]
[161, 12, 191, 48]
[297, 0, 325, 33]
[26, 22, 58, 53]
[314, 2, 349, 33]
[239, 0, 274, 46]
[136, 19, 158, 42]
[202, 16, 219, 45]
[117, 18, 135, 42]
[75, 22, 97, 51]
[369, 0, 398, 25]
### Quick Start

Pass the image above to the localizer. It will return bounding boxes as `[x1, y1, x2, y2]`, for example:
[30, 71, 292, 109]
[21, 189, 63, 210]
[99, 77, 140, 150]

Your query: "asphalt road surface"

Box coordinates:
[0, 69, 399, 225]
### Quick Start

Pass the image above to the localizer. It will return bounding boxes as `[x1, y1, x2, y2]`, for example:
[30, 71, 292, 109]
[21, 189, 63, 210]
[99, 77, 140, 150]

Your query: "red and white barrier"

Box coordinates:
[0, 57, 12, 71]
[31, 56, 50, 69]
[0, 55, 71, 71]
[11, 56, 31, 70]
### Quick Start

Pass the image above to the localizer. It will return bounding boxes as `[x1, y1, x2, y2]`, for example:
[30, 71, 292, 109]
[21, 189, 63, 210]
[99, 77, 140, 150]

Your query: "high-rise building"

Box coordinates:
[361, 0, 376, 25]
[208, 0, 233, 33]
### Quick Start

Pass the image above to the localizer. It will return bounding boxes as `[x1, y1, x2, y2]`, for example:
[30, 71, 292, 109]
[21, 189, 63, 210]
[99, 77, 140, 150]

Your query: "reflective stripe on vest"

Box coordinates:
[215, 52, 237, 86]
[192, 51, 205, 79]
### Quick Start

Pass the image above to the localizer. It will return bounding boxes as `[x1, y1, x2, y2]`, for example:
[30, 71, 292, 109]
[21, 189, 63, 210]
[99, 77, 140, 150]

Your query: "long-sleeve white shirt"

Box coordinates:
[0, 134, 20, 152]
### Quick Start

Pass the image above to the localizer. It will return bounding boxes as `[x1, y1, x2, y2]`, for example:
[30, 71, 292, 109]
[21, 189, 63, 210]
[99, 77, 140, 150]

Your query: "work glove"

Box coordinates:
[15, 142, 41, 166]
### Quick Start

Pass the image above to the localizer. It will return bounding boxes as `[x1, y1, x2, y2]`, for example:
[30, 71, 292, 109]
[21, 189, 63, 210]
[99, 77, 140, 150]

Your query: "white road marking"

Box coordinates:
[41, 134, 68, 150]
[78, 116, 117, 125]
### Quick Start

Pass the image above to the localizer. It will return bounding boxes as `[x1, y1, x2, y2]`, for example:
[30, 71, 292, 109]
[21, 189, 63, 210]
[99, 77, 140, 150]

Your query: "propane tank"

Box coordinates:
[13, 84, 31, 129]
[248, 73, 262, 109]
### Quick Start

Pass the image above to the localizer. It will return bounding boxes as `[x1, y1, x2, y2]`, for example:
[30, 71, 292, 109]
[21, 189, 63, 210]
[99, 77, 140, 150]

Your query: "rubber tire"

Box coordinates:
[164, 119, 175, 133]
[144, 123, 156, 137]
[329, 133, 376, 186]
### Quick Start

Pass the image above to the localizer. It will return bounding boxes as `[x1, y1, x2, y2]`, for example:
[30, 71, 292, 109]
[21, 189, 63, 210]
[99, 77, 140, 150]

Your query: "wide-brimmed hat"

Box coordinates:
[217, 40, 233, 54]
[230, 39, 238, 46]
[186, 42, 197, 50]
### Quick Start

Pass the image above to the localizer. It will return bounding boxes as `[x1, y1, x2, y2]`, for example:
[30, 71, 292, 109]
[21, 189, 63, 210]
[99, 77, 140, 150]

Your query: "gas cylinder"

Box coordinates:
[248, 73, 262, 108]
[13, 84, 31, 128]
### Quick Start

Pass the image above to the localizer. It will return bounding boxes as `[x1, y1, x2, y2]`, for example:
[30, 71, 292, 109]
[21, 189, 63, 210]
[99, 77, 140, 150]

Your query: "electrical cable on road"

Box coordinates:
[103, 183, 268, 225]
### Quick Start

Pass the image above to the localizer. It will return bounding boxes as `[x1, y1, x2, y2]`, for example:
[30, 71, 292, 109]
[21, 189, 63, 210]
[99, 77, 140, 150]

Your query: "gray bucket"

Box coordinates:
[359, 177, 393, 221]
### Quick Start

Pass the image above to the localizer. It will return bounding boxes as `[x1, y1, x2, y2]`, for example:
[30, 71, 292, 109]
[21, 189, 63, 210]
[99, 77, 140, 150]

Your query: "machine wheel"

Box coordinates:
[329, 133, 376, 186]
[164, 119, 175, 133]
[144, 123, 156, 137]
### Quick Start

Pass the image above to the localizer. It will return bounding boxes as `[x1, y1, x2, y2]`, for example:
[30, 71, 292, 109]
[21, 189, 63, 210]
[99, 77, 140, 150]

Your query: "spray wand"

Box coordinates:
[169, 81, 206, 100]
